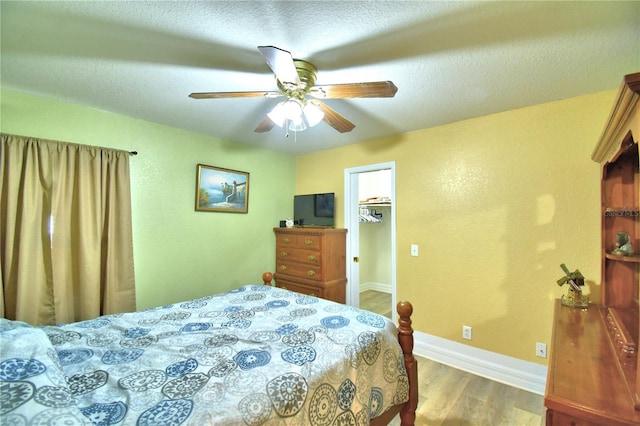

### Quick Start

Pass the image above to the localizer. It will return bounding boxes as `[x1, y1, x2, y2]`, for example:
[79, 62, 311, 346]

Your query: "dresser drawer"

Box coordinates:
[275, 233, 322, 250]
[276, 248, 321, 264]
[275, 279, 321, 297]
[276, 262, 322, 281]
[545, 409, 601, 426]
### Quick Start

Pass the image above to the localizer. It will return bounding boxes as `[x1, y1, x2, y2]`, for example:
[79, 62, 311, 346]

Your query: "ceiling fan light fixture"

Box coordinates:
[269, 98, 316, 130]
[267, 101, 286, 127]
[303, 101, 324, 127]
[287, 117, 307, 132]
[282, 98, 303, 121]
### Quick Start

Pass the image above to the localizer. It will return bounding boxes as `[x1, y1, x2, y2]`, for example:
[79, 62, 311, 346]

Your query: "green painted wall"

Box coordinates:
[1, 89, 296, 309]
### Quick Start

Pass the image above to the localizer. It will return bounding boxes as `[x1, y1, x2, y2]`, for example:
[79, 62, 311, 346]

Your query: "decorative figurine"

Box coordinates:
[556, 263, 589, 308]
[612, 231, 633, 256]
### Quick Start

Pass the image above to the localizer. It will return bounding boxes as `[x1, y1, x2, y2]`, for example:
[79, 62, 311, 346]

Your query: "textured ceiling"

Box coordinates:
[1, 1, 639, 155]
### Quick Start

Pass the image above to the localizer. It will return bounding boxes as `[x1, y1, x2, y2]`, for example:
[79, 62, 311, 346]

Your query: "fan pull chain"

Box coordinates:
[283, 119, 297, 142]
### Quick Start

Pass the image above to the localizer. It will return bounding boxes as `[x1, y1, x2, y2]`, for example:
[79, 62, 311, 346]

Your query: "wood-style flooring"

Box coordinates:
[360, 289, 392, 318]
[387, 355, 546, 426]
[360, 290, 546, 426]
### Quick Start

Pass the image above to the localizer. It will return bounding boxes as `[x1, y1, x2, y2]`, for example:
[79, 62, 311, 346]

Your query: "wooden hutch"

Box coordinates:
[545, 72, 640, 425]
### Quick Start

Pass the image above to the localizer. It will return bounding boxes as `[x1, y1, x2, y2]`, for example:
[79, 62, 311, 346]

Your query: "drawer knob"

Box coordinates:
[280, 265, 287, 271]
[281, 251, 288, 257]
[307, 270, 315, 276]
[304, 239, 313, 245]
[307, 255, 316, 261]
[284, 238, 290, 244]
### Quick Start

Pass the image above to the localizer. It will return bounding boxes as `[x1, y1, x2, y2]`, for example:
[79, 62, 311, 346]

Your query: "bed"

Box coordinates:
[0, 272, 417, 425]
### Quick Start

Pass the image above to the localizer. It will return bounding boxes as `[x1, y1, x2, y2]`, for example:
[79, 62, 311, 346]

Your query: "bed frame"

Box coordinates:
[261, 272, 418, 426]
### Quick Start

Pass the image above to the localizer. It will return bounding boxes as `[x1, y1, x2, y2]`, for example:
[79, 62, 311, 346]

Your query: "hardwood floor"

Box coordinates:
[360, 291, 546, 425]
[360, 289, 392, 318]
[389, 355, 545, 426]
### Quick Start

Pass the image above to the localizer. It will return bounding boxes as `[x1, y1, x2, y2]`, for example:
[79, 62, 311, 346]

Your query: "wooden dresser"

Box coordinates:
[545, 72, 640, 425]
[273, 227, 347, 303]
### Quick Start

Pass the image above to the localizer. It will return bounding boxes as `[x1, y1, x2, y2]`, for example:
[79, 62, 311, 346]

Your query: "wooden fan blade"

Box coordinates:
[309, 81, 398, 99]
[258, 45, 300, 86]
[189, 91, 281, 99]
[254, 116, 276, 133]
[316, 101, 355, 133]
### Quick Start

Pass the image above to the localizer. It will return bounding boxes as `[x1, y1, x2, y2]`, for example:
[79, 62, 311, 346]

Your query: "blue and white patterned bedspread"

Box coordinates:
[0, 285, 409, 425]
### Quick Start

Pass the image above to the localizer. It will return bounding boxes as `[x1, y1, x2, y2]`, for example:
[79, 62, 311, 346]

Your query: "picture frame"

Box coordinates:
[195, 164, 249, 213]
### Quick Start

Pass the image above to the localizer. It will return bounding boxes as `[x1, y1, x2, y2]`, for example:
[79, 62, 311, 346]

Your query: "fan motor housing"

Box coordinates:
[277, 59, 317, 99]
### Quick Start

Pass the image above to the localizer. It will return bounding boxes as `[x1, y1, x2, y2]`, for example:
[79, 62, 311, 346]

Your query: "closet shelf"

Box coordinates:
[359, 202, 391, 207]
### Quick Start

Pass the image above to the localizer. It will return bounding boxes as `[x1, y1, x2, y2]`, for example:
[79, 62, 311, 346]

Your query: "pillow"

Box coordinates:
[0, 319, 91, 424]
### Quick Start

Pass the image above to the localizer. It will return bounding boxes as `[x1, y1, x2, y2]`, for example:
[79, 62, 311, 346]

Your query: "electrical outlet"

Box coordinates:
[410, 244, 419, 257]
[462, 325, 472, 340]
[536, 342, 547, 358]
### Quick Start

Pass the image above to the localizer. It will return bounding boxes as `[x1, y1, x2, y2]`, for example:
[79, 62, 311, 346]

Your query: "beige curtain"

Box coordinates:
[0, 134, 136, 325]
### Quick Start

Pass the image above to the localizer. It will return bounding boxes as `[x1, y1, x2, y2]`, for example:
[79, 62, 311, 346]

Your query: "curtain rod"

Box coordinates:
[129, 151, 138, 156]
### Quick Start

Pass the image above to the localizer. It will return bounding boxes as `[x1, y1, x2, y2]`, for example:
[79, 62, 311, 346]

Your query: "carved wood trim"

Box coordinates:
[592, 72, 640, 163]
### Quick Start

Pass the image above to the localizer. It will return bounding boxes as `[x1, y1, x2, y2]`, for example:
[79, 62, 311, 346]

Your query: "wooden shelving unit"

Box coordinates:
[545, 72, 640, 425]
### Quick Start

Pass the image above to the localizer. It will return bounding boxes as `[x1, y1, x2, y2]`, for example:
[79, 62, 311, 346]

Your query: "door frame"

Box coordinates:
[343, 161, 397, 319]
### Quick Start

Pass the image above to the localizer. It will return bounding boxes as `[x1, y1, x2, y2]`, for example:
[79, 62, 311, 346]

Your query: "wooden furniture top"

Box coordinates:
[273, 227, 347, 235]
[592, 72, 640, 163]
[545, 300, 640, 426]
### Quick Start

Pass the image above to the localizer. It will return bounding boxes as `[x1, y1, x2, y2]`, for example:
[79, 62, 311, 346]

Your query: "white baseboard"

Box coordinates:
[413, 331, 548, 395]
[359, 282, 392, 293]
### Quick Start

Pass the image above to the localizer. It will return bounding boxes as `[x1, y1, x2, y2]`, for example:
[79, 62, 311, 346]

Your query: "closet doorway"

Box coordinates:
[344, 162, 396, 320]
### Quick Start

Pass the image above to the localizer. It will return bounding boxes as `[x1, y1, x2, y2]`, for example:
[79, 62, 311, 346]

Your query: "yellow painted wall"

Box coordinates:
[297, 90, 616, 364]
[1, 89, 296, 310]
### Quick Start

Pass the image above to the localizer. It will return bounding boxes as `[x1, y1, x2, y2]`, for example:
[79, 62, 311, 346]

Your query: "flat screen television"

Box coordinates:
[294, 193, 335, 227]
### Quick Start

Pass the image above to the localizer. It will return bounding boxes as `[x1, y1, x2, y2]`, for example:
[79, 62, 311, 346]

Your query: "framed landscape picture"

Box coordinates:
[195, 164, 249, 213]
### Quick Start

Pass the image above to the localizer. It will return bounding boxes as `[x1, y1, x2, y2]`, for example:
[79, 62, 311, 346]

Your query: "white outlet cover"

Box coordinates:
[462, 325, 472, 340]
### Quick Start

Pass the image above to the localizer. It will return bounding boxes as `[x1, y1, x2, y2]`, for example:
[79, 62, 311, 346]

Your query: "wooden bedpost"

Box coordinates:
[397, 301, 418, 426]
[262, 272, 273, 286]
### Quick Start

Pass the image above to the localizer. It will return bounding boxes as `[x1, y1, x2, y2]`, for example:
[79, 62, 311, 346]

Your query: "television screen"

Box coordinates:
[294, 193, 335, 227]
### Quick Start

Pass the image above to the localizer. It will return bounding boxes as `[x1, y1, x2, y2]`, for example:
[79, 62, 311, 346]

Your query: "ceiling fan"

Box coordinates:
[189, 46, 398, 134]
